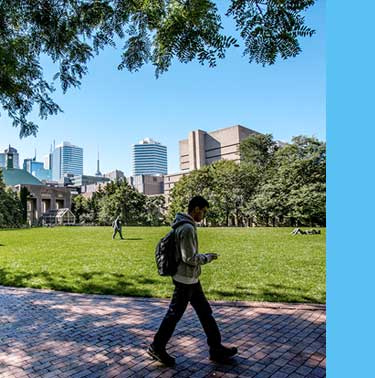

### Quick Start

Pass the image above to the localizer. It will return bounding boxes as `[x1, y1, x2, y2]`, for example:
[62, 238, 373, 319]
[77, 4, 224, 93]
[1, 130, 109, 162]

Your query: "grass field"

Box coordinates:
[0, 226, 325, 303]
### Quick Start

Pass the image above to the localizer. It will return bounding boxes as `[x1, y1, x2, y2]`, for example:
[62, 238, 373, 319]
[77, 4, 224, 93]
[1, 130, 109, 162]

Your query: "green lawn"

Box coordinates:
[0, 226, 325, 303]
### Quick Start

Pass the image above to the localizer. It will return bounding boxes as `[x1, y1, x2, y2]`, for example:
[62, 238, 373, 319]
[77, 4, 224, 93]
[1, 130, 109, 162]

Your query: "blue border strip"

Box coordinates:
[327, 0, 375, 377]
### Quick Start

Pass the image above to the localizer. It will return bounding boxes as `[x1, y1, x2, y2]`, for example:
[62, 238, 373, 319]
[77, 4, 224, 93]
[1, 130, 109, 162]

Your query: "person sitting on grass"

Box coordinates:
[148, 195, 238, 366]
[291, 228, 321, 235]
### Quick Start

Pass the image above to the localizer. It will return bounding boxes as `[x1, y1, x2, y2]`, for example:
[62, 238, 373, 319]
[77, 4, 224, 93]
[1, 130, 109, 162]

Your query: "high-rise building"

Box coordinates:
[132, 138, 167, 176]
[44, 146, 53, 170]
[52, 141, 83, 181]
[0, 145, 20, 169]
[23, 157, 52, 181]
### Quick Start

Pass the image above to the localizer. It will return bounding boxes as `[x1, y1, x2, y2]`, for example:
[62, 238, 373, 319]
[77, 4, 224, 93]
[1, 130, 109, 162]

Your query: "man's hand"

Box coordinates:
[205, 253, 219, 263]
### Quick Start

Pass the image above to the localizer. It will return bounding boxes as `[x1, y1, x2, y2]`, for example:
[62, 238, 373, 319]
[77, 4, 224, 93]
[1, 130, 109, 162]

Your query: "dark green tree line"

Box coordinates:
[0, 169, 24, 227]
[72, 179, 166, 226]
[167, 159, 259, 226]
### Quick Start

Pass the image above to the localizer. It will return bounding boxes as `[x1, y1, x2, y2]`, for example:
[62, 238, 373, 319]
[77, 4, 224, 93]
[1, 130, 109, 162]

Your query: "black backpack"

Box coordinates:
[155, 222, 188, 276]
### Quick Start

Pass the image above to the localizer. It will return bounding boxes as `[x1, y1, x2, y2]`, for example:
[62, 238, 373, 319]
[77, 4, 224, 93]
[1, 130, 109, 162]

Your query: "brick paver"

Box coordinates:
[0, 286, 325, 377]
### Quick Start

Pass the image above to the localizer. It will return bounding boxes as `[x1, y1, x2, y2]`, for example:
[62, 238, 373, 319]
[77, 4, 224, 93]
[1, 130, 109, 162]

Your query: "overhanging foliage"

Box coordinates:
[0, 0, 316, 137]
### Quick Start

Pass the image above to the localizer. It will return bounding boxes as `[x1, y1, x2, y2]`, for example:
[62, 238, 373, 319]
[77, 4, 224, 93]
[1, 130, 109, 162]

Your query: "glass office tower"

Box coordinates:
[132, 138, 168, 176]
[52, 142, 83, 181]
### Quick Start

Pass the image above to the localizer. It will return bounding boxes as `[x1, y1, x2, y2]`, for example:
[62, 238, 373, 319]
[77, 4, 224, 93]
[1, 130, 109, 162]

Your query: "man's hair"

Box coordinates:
[188, 196, 209, 213]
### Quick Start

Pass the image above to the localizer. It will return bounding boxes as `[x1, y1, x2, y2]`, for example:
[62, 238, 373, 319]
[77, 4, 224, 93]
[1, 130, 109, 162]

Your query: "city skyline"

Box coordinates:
[0, 1, 325, 177]
[1, 115, 326, 178]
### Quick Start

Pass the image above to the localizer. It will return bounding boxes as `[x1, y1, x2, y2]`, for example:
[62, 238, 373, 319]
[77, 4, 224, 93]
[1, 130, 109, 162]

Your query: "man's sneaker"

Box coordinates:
[147, 344, 175, 366]
[209, 345, 238, 362]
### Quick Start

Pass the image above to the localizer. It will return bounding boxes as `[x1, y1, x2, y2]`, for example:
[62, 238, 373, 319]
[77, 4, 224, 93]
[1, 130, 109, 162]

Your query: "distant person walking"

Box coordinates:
[112, 215, 124, 240]
[148, 196, 238, 366]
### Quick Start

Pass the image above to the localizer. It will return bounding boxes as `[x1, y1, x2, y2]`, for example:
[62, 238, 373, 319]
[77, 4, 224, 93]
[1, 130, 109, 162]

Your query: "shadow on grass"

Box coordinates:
[0, 267, 324, 303]
[209, 282, 324, 303]
[111, 238, 143, 241]
[0, 268, 159, 297]
[0, 286, 326, 378]
[137, 278, 158, 285]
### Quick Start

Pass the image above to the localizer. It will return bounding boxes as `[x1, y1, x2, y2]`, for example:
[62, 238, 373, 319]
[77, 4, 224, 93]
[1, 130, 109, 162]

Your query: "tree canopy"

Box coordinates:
[1, 0, 316, 137]
[169, 134, 326, 227]
[71, 179, 166, 226]
[240, 132, 278, 168]
[0, 169, 24, 227]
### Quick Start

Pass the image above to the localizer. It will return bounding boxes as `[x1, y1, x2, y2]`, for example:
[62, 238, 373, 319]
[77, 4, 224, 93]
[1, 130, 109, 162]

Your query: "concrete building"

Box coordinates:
[70, 174, 110, 187]
[128, 175, 164, 195]
[104, 170, 125, 182]
[132, 138, 168, 176]
[163, 125, 259, 205]
[19, 184, 72, 224]
[1, 168, 71, 225]
[52, 141, 83, 181]
[163, 172, 189, 206]
[179, 125, 258, 172]
[81, 182, 110, 199]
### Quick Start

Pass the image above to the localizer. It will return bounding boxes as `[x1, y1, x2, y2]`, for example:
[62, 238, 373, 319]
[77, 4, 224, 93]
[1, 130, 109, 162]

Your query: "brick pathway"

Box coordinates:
[0, 286, 325, 378]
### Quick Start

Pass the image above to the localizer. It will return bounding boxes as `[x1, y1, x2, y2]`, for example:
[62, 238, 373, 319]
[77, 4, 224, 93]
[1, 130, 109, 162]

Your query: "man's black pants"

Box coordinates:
[153, 280, 221, 350]
[112, 228, 124, 239]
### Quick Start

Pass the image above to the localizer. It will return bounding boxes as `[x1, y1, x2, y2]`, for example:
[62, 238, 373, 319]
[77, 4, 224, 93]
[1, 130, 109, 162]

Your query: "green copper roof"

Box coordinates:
[0, 168, 43, 186]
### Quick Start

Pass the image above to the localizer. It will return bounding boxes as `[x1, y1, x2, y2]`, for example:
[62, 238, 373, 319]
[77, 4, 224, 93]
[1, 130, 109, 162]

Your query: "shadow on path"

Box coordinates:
[0, 286, 325, 377]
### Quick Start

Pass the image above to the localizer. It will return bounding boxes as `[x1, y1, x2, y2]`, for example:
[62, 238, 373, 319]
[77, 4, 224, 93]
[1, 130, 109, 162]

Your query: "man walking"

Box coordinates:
[112, 215, 124, 240]
[148, 196, 237, 366]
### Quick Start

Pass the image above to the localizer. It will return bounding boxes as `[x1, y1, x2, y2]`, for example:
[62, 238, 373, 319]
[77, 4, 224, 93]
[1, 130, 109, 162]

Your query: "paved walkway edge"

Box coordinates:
[0, 285, 326, 310]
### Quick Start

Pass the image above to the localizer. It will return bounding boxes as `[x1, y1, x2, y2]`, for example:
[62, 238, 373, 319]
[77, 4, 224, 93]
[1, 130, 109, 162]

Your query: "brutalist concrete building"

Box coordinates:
[164, 124, 259, 205]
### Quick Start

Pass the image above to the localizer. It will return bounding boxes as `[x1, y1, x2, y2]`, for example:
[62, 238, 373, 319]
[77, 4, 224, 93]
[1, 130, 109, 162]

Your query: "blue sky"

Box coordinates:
[0, 0, 325, 176]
